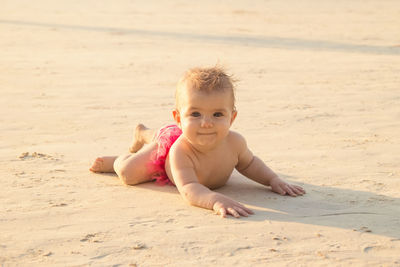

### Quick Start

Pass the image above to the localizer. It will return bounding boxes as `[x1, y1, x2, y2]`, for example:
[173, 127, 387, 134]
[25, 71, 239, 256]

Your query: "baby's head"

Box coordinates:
[175, 66, 236, 111]
[173, 66, 238, 148]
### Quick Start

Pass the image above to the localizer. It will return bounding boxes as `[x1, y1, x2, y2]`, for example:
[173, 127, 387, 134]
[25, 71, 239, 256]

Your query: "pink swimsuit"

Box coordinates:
[148, 124, 182, 185]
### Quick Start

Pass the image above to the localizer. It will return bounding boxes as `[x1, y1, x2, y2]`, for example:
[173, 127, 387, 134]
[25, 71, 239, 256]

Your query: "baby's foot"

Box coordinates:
[129, 123, 147, 153]
[89, 156, 117, 173]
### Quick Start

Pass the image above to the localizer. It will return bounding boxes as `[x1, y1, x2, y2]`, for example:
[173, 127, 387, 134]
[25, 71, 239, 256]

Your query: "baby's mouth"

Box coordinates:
[197, 132, 216, 136]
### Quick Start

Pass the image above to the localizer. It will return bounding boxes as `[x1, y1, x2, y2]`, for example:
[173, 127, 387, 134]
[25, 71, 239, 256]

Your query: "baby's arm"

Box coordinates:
[234, 134, 305, 196]
[169, 145, 253, 218]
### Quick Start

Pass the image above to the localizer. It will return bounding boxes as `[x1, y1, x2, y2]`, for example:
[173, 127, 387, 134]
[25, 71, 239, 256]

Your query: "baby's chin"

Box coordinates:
[194, 136, 221, 148]
[182, 134, 222, 150]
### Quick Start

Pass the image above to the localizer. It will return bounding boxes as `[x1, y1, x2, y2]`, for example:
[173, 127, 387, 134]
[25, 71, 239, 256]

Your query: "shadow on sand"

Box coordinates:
[1, 19, 400, 56]
[218, 173, 400, 239]
[122, 171, 400, 239]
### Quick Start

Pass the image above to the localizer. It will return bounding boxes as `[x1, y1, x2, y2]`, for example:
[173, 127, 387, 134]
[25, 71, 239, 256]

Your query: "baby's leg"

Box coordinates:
[129, 124, 156, 153]
[113, 143, 157, 185]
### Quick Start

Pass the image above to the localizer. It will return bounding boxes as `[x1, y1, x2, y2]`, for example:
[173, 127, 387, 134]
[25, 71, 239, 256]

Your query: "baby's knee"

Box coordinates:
[119, 168, 141, 185]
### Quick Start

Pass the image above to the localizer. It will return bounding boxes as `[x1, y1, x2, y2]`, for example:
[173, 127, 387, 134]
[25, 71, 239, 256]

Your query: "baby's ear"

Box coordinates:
[172, 109, 181, 125]
[230, 110, 238, 125]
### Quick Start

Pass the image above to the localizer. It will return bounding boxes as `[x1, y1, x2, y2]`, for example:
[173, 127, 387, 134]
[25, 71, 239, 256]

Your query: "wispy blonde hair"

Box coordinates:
[175, 66, 236, 109]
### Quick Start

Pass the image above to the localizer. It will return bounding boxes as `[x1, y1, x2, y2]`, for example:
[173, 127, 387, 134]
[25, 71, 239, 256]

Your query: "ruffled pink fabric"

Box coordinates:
[148, 124, 182, 185]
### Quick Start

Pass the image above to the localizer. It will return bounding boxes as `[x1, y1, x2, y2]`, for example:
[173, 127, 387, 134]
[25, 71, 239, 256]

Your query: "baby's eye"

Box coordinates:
[213, 112, 224, 117]
[191, 112, 201, 117]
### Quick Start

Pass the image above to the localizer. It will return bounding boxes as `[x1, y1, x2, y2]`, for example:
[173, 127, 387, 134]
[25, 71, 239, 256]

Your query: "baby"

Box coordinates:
[90, 66, 305, 218]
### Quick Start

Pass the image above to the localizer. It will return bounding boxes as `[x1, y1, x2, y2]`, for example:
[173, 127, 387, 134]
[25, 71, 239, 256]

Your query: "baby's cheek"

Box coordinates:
[222, 120, 232, 129]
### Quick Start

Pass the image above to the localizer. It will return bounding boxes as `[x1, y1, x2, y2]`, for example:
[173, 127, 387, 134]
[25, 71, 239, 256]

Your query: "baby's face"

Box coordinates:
[174, 86, 237, 150]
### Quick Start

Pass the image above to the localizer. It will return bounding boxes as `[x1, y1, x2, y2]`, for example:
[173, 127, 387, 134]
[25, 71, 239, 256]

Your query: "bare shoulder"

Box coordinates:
[227, 130, 248, 153]
[228, 131, 254, 171]
[168, 136, 195, 167]
[167, 136, 199, 187]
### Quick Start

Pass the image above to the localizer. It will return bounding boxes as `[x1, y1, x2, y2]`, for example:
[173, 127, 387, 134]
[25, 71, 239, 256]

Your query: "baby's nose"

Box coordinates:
[201, 117, 213, 128]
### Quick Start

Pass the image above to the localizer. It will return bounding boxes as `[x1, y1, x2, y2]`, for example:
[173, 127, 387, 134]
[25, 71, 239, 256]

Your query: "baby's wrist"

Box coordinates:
[208, 192, 221, 210]
[268, 175, 280, 185]
[211, 192, 230, 210]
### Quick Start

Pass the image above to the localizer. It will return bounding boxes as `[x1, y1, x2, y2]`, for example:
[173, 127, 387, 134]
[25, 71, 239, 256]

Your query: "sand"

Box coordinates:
[1, 0, 400, 266]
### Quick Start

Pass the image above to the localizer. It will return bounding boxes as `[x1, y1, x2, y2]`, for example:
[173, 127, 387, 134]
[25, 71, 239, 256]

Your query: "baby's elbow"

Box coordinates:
[236, 156, 255, 175]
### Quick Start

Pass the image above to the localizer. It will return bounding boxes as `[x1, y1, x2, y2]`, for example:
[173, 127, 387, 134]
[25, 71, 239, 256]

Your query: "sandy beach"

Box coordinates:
[1, 0, 400, 265]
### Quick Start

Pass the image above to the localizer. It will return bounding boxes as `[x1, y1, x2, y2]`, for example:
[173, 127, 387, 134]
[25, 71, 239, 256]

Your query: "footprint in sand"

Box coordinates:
[26, 249, 53, 258]
[132, 242, 147, 250]
[363, 245, 388, 253]
[80, 233, 103, 243]
[50, 203, 68, 207]
[353, 226, 372, 233]
[18, 152, 61, 161]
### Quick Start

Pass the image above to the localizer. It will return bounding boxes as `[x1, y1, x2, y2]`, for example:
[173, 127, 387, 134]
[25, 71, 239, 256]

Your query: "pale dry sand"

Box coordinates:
[1, 0, 400, 266]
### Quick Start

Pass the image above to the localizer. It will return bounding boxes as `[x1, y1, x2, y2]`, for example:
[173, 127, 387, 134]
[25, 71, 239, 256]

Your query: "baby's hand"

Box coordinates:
[212, 194, 254, 218]
[269, 176, 305, 197]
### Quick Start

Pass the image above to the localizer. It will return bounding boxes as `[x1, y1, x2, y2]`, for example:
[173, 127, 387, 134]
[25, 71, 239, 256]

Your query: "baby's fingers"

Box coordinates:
[214, 203, 253, 218]
[291, 185, 305, 195]
[227, 208, 240, 218]
[284, 185, 297, 197]
[235, 207, 251, 217]
[274, 185, 287, 196]
[217, 208, 227, 218]
[295, 185, 306, 194]
[240, 205, 254, 215]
